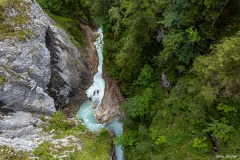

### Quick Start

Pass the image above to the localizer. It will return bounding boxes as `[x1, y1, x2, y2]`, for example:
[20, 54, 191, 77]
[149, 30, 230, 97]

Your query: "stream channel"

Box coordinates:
[77, 28, 124, 160]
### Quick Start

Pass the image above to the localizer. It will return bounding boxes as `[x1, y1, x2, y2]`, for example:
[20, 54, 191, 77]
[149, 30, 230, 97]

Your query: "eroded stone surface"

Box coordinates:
[0, 112, 81, 152]
[0, 112, 43, 151]
[0, 0, 98, 115]
[0, 0, 97, 152]
[95, 73, 125, 123]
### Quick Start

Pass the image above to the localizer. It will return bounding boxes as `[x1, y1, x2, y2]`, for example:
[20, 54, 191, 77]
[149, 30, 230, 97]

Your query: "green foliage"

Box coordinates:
[121, 87, 153, 119]
[133, 64, 154, 87]
[38, 0, 62, 13]
[36, 0, 86, 47]
[17, 0, 240, 158]
[154, 135, 167, 145]
[33, 142, 58, 160]
[46, 13, 84, 47]
[108, 7, 123, 37]
[192, 32, 240, 92]
[157, 0, 240, 66]
[159, 31, 240, 157]
[34, 111, 111, 160]
[78, 132, 111, 160]
[73, 0, 240, 158]
[56, 130, 111, 160]
[37, 0, 91, 20]
[0, 75, 5, 85]
[216, 102, 237, 113]
[114, 130, 138, 147]
[45, 111, 76, 132]
[88, 0, 116, 19]
[0, 0, 32, 41]
[0, 146, 30, 160]
[39, 114, 46, 122]
[103, 0, 161, 96]
[192, 137, 208, 150]
[42, 111, 86, 138]
[0, 0, 7, 20]
[160, 30, 201, 64]
[186, 27, 201, 43]
[204, 118, 234, 142]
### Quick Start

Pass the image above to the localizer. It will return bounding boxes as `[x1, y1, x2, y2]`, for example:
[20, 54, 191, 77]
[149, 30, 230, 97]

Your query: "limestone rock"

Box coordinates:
[161, 72, 171, 90]
[62, 24, 98, 116]
[46, 24, 90, 109]
[95, 73, 125, 123]
[0, 0, 97, 152]
[0, 0, 55, 114]
[0, 111, 81, 152]
[0, 0, 97, 115]
[0, 111, 43, 151]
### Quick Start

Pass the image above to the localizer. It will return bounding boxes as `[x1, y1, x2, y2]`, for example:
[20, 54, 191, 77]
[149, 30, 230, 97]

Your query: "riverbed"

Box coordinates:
[77, 28, 124, 160]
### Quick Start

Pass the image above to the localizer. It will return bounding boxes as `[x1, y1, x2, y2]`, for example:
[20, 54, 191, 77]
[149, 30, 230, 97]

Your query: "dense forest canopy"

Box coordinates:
[38, 0, 240, 159]
[101, 0, 240, 159]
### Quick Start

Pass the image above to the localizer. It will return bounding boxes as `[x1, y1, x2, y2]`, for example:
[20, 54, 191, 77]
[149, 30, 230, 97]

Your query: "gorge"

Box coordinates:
[77, 28, 124, 160]
[1, 0, 240, 159]
[0, 0, 124, 159]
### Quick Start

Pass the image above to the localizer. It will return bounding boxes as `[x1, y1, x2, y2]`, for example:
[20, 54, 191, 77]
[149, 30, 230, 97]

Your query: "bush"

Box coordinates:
[46, 111, 75, 132]
[33, 142, 59, 160]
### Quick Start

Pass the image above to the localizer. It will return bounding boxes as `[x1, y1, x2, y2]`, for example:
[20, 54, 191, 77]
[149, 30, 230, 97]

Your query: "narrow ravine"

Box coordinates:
[77, 28, 124, 160]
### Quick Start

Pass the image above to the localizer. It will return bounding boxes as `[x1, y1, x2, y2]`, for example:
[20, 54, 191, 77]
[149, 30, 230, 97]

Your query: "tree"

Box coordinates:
[37, 0, 92, 20]
[121, 87, 153, 120]
[101, 0, 240, 158]
[204, 118, 234, 142]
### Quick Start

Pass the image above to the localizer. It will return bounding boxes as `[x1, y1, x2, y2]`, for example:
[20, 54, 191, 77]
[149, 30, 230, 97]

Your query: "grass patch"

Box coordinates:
[43, 111, 77, 134]
[33, 130, 111, 160]
[34, 112, 111, 160]
[72, 129, 111, 160]
[0, 109, 111, 160]
[0, 146, 30, 160]
[36, 0, 89, 48]
[0, 75, 6, 85]
[0, 0, 32, 41]
[72, 126, 111, 159]
[33, 142, 58, 160]
[2, 65, 19, 80]
[40, 11, 84, 48]
[0, 0, 7, 20]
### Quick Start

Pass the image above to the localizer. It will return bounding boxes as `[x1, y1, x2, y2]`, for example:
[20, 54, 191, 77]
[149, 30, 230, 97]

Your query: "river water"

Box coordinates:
[77, 28, 124, 160]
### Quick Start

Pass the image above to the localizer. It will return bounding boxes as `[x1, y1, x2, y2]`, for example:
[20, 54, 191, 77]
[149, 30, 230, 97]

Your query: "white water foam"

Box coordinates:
[77, 28, 124, 160]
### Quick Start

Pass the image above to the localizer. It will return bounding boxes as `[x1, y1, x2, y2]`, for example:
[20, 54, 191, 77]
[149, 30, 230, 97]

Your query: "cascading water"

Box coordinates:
[77, 28, 124, 160]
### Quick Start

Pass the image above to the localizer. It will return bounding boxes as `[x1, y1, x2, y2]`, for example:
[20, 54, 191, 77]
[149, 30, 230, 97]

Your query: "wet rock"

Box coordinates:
[109, 130, 117, 160]
[95, 71, 125, 123]
[62, 24, 98, 116]
[110, 143, 117, 160]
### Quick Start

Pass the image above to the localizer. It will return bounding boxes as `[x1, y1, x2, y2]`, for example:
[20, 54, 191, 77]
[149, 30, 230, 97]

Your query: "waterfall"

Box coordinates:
[77, 28, 124, 160]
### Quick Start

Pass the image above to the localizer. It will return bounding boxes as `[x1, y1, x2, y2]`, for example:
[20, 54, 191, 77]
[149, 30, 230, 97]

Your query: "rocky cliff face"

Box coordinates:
[95, 69, 125, 123]
[0, 0, 97, 115]
[0, 0, 97, 151]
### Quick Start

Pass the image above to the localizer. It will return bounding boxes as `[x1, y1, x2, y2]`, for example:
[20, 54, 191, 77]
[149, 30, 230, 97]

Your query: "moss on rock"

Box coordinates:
[0, 75, 6, 85]
[0, 0, 32, 41]
[0, 146, 30, 160]
[34, 111, 111, 160]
